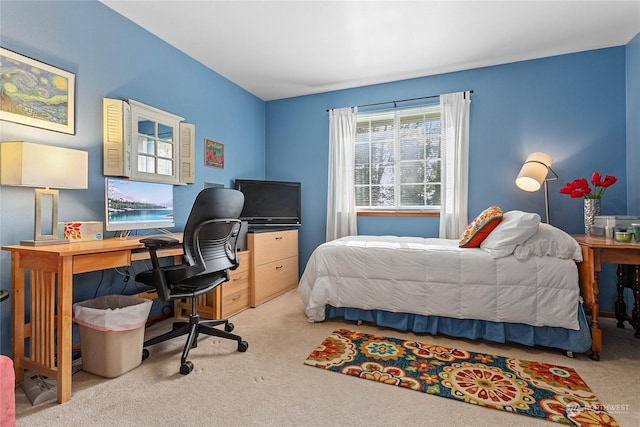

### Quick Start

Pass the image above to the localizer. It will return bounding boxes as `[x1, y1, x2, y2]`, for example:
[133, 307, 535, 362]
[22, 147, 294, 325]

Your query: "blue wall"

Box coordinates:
[266, 47, 630, 281]
[0, 1, 266, 355]
[0, 0, 637, 356]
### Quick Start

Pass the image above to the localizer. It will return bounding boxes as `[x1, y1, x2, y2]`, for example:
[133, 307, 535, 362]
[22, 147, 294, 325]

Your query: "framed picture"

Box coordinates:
[0, 47, 76, 135]
[204, 139, 224, 168]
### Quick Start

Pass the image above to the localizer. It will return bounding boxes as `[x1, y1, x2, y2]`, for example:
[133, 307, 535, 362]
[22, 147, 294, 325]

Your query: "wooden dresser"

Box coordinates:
[248, 229, 299, 307]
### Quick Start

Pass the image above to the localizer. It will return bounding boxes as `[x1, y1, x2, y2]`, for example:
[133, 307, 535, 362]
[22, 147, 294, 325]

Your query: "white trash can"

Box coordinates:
[73, 295, 152, 378]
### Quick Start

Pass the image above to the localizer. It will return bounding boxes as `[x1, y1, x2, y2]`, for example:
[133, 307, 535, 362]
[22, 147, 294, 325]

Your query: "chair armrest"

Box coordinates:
[139, 236, 179, 249]
[139, 236, 180, 301]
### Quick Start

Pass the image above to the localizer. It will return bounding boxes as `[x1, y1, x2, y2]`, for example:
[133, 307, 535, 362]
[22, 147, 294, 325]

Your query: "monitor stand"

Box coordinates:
[116, 229, 173, 240]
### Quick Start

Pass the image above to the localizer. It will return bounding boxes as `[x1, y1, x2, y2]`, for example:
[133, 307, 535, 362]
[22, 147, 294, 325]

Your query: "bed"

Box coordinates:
[298, 209, 593, 355]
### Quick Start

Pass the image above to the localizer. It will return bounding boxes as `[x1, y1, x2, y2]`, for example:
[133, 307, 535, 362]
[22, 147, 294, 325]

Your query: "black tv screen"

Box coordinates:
[234, 179, 301, 227]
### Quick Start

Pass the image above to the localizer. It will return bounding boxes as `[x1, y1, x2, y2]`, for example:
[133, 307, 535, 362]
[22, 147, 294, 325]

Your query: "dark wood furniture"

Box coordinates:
[615, 264, 640, 337]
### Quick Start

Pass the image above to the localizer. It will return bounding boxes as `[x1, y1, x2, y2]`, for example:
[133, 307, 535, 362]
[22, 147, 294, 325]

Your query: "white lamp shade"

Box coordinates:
[1, 141, 88, 189]
[515, 152, 552, 192]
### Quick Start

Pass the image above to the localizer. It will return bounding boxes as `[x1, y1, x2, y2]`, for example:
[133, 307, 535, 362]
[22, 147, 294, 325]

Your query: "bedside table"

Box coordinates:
[573, 235, 640, 360]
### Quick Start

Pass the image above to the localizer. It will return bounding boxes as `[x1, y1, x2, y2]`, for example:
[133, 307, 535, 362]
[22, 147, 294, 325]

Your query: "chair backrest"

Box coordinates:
[182, 188, 244, 274]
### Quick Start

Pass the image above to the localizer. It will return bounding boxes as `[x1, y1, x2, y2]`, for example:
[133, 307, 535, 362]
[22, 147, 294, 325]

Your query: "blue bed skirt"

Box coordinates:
[325, 303, 592, 354]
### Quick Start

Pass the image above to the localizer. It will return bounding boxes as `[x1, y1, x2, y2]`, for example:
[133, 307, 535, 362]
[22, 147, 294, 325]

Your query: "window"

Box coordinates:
[355, 105, 441, 210]
[129, 100, 181, 183]
[103, 98, 195, 185]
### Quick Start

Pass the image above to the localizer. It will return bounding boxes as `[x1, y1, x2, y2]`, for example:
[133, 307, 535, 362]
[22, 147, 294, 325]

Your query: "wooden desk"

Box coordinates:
[573, 235, 640, 361]
[2, 234, 182, 403]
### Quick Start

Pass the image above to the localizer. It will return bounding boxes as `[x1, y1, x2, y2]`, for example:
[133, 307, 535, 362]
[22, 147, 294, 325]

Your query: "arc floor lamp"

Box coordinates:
[515, 152, 557, 224]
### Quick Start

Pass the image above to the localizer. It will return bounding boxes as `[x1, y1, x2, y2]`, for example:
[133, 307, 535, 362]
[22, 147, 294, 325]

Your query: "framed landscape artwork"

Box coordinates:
[0, 47, 76, 135]
[205, 138, 224, 168]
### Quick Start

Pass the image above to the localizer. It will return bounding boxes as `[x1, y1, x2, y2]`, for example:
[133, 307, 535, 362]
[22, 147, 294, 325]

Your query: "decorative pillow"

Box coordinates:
[459, 206, 503, 248]
[513, 223, 583, 261]
[480, 210, 540, 258]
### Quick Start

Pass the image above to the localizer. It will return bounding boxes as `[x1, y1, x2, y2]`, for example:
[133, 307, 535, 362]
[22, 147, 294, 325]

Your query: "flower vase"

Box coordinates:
[584, 199, 601, 236]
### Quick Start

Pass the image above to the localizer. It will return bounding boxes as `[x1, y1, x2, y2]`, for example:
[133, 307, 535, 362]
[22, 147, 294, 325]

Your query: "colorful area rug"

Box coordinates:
[305, 329, 618, 426]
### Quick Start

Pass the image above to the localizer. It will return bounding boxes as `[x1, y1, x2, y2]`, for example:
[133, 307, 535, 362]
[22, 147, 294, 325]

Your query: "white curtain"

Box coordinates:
[326, 107, 358, 241]
[439, 91, 471, 239]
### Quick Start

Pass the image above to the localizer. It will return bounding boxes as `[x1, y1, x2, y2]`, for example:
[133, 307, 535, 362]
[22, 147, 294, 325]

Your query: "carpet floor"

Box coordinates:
[13, 290, 640, 426]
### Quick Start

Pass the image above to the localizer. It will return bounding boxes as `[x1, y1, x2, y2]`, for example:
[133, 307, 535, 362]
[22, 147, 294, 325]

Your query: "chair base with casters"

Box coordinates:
[142, 288, 248, 375]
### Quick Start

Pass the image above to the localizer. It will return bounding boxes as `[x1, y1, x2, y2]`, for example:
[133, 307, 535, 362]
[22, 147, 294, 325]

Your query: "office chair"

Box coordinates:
[135, 188, 248, 375]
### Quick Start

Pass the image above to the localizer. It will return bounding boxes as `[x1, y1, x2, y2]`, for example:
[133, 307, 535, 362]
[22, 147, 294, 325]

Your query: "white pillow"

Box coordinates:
[480, 210, 541, 258]
[513, 223, 583, 261]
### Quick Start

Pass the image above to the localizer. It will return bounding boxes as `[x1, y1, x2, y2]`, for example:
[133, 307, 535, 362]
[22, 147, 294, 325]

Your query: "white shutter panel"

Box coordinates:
[102, 98, 125, 176]
[179, 122, 195, 184]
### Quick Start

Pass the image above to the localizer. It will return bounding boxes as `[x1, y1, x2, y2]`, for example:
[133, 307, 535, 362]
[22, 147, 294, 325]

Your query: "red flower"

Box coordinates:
[560, 172, 617, 199]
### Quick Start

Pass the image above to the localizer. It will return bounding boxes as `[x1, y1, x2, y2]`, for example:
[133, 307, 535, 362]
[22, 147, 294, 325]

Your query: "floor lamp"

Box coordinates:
[0, 141, 88, 245]
[515, 152, 558, 224]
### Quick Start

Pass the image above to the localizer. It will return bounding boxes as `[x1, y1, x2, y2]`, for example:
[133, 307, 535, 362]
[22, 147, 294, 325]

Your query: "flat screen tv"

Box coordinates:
[234, 179, 301, 228]
[105, 178, 175, 233]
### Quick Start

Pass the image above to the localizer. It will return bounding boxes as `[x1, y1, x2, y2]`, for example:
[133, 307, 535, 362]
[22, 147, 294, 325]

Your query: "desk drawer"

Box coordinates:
[74, 250, 130, 274]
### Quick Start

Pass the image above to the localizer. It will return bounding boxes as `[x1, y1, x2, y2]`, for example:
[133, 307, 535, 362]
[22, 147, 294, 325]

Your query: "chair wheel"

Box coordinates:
[142, 349, 150, 361]
[238, 340, 249, 352]
[225, 322, 234, 332]
[180, 361, 193, 375]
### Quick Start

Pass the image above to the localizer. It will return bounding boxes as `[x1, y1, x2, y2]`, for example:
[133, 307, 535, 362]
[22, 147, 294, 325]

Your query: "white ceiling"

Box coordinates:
[101, 1, 640, 101]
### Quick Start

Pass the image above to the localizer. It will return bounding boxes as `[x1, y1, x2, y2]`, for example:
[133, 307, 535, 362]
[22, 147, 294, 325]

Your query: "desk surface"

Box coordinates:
[2, 233, 182, 255]
[573, 234, 640, 249]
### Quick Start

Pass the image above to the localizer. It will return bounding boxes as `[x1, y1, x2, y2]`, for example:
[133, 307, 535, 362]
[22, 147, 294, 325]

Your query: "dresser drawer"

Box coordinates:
[250, 230, 298, 265]
[222, 251, 251, 317]
[234, 250, 251, 274]
[221, 282, 250, 317]
[252, 256, 299, 306]
[175, 250, 251, 320]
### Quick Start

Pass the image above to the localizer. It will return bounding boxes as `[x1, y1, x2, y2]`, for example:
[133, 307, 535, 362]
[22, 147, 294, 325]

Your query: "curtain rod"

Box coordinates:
[326, 90, 473, 112]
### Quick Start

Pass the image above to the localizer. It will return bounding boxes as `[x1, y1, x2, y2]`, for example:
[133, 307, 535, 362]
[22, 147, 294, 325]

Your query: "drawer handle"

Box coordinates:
[275, 265, 284, 270]
[233, 276, 242, 281]
[275, 236, 283, 240]
[232, 295, 241, 301]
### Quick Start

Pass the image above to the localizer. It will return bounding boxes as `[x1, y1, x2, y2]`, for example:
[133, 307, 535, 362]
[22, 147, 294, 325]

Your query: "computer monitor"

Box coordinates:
[105, 178, 175, 234]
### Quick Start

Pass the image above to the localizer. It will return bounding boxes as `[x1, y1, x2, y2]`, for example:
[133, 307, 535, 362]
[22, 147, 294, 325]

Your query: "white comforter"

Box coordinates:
[298, 236, 580, 330]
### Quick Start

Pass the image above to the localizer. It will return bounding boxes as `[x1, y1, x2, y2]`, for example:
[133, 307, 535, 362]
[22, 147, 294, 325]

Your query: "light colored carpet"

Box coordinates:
[14, 290, 640, 427]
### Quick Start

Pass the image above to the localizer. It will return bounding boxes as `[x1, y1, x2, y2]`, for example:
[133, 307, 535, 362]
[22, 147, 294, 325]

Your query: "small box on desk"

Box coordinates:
[57, 221, 103, 241]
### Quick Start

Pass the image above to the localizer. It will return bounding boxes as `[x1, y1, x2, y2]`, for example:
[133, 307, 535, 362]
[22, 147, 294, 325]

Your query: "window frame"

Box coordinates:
[354, 104, 442, 213]
[128, 99, 182, 184]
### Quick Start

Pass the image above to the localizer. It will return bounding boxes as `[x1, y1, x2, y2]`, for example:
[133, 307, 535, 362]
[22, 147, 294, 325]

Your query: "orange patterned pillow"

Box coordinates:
[459, 206, 504, 248]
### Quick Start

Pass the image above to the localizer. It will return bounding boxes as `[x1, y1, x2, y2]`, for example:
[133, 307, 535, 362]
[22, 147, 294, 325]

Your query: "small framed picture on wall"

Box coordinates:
[204, 139, 224, 168]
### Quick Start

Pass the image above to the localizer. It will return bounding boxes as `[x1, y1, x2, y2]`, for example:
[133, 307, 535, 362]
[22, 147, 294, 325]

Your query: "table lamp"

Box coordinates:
[1, 141, 88, 245]
[515, 152, 558, 224]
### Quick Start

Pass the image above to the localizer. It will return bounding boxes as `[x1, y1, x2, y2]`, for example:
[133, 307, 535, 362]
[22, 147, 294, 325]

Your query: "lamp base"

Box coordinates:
[20, 239, 69, 246]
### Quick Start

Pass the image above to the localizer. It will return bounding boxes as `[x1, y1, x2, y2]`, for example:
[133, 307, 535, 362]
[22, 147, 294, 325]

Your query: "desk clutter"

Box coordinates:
[594, 215, 640, 242]
[57, 221, 103, 241]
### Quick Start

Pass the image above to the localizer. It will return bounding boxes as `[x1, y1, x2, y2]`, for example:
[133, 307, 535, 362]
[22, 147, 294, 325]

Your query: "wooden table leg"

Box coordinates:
[589, 269, 602, 361]
[56, 256, 74, 403]
[10, 253, 25, 384]
[632, 265, 640, 338]
[615, 264, 627, 327]
[578, 245, 601, 361]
